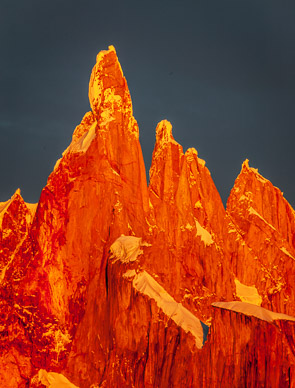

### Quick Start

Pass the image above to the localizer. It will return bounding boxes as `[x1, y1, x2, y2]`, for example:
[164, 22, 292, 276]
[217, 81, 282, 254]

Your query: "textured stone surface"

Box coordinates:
[0, 46, 295, 387]
[226, 159, 295, 316]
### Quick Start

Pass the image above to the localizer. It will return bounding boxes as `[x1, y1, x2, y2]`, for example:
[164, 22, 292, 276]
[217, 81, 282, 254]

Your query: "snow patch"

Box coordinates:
[248, 207, 276, 231]
[212, 301, 295, 323]
[281, 247, 295, 261]
[194, 201, 203, 209]
[25, 202, 37, 223]
[110, 235, 151, 264]
[34, 369, 78, 388]
[185, 223, 193, 231]
[133, 270, 205, 348]
[26, 202, 37, 214]
[234, 278, 262, 306]
[195, 219, 213, 245]
[53, 158, 62, 171]
[63, 122, 97, 155]
[123, 269, 137, 279]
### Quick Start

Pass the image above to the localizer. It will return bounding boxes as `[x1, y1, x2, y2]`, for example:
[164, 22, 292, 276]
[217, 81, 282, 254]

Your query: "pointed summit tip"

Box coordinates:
[89, 45, 125, 117]
[0, 188, 23, 223]
[95, 45, 117, 62]
[241, 159, 259, 174]
[185, 148, 198, 158]
[14, 188, 21, 197]
[108, 45, 116, 53]
[242, 159, 250, 169]
[9, 188, 23, 202]
[155, 120, 174, 143]
[241, 159, 269, 184]
[241, 159, 258, 174]
[0, 188, 21, 206]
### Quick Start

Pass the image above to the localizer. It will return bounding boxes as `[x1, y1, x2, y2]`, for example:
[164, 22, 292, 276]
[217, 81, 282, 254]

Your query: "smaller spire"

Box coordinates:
[155, 120, 174, 144]
[242, 159, 250, 169]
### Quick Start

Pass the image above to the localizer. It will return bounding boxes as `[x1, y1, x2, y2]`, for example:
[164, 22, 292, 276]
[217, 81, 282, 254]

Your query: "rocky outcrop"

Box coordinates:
[226, 160, 295, 316]
[0, 190, 36, 387]
[0, 189, 36, 283]
[147, 119, 235, 322]
[0, 46, 294, 387]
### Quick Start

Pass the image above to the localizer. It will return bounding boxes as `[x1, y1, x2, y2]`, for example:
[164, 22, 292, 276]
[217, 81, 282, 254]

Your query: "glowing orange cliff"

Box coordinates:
[1, 46, 295, 387]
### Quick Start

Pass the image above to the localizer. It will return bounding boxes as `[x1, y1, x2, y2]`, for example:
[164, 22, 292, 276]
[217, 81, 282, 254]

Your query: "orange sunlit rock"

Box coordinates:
[225, 159, 295, 316]
[0, 46, 294, 387]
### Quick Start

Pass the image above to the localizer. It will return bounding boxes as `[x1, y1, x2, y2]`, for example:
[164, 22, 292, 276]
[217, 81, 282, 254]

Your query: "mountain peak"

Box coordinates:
[88, 45, 138, 141]
[241, 159, 269, 184]
[1, 47, 295, 387]
[89, 46, 122, 115]
[156, 119, 173, 142]
[0, 188, 22, 224]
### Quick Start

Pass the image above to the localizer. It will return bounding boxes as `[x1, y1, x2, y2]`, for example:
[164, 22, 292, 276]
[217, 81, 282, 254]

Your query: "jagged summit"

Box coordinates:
[88, 45, 138, 140]
[0, 188, 36, 226]
[155, 119, 174, 143]
[89, 45, 123, 115]
[1, 47, 295, 387]
[0, 189, 21, 223]
[241, 158, 270, 184]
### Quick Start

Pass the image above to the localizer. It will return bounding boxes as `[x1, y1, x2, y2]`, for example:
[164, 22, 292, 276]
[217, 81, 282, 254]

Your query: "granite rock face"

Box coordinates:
[226, 160, 295, 316]
[0, 46, 295, 387]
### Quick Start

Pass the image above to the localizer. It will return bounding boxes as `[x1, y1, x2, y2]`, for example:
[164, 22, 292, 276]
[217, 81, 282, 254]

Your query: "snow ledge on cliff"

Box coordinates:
[212, 301, 295, 323]
[129, 270, 206, 348]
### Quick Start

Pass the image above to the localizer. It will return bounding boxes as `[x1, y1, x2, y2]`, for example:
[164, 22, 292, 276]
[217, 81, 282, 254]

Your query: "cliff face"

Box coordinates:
[208, 302, 295, 388]
[226, 160, 295, 316]
[147, 120, 234, 322]
[0, 46, 295, 387]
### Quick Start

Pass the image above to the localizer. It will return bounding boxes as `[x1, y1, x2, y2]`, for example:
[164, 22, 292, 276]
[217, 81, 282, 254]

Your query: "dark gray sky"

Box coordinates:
[1, 0, 295, 207]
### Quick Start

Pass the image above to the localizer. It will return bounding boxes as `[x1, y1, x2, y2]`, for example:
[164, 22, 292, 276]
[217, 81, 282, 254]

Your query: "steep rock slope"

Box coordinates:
[25, 45, 151, 383]
[0, 46, 294, 387]
[0, 190, 37, 387]
[1, 46, 152, 386]
[226, 160, 295, 315]
[0, 189, 36, 283]
[147, 120, 234, 322]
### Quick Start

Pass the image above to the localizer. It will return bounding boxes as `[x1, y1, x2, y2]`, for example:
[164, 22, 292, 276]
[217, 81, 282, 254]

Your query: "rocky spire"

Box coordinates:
[1, 47, 295, 387]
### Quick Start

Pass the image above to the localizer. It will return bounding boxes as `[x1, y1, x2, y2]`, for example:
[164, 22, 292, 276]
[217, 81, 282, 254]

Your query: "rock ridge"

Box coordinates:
[0, 46, 294, 387]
